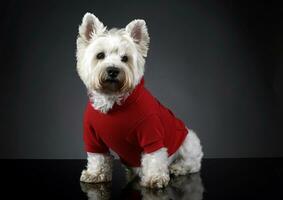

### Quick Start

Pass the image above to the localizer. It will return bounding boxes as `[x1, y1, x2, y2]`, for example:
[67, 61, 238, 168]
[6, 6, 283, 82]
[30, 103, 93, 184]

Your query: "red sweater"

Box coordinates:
[83, 78, 188, 167]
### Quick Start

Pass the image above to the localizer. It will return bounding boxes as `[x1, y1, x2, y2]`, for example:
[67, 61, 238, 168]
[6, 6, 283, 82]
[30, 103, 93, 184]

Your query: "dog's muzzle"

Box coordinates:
[99, 66, 126, 94]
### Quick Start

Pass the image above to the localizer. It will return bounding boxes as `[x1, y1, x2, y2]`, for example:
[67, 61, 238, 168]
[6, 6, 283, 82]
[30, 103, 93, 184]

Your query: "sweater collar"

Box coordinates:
[112, 78, 145, 110]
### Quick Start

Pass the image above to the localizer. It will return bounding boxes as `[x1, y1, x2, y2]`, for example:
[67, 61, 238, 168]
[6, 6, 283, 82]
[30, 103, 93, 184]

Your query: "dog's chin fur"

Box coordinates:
[88, 89, 130, 113]
[87, 76, 141, 113]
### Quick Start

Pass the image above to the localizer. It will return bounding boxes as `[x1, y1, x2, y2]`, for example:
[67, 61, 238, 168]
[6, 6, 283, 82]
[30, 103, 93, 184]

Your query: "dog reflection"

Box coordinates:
[80, 182, 111, 200]
[80, 173, 203, 200]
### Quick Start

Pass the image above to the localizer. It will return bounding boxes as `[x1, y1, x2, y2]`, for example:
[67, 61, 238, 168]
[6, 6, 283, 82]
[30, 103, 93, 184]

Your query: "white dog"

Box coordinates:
[76, 13, 203, 188]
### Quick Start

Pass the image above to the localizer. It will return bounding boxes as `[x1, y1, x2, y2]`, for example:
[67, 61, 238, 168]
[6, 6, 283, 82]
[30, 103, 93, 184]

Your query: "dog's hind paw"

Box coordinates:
[169, 161, 201, 176]
[169, 163, 189, 176]
[80, 170, 111, 183]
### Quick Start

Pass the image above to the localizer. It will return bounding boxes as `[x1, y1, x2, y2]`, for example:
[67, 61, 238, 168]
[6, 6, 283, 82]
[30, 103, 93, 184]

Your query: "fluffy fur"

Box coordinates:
[80, 152, 113, 183]
[140, 147, 170, 188]
[77, 12, 203, 188]
[169, 130, 203, 175]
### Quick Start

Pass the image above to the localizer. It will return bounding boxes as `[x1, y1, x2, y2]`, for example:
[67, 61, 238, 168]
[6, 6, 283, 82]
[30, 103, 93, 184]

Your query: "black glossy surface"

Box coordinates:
[1, 158, 282, 199]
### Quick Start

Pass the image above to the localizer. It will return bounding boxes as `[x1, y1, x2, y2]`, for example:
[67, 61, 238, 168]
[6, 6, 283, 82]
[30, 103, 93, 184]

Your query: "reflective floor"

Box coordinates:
[0, 158, 282, 199]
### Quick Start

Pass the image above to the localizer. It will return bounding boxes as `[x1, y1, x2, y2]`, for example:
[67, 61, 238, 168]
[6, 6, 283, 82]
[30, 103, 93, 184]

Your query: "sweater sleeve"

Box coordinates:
[134, 114, 165, 154]
[83, 105, 109, 153]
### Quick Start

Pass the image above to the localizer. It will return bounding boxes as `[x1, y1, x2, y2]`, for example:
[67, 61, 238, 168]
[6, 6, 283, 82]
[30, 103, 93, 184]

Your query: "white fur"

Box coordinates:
[169, 130, 203, 175]
[80, 152, 113, 183]
[140, 148, 170, 188]
[88, 90, 130, 113]
[77, 13, 203, 188]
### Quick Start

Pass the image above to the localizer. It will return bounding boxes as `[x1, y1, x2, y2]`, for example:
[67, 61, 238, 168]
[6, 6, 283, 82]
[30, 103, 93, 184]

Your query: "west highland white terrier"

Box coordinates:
[76, 12, 203, 188]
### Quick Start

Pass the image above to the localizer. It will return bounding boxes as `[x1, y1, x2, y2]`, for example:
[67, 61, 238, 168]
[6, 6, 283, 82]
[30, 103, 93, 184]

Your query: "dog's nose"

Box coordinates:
[106, 67, 120, 78]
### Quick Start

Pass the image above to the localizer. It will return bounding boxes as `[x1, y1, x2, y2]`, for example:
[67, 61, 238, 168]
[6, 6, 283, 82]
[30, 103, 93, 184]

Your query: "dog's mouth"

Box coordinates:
[100, 78, 124, 94]
[104, 78, 120, 83]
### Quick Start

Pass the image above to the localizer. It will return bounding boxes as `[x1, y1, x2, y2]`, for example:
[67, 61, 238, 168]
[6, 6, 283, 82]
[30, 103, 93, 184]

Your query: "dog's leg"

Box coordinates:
[169, 130, 203, 176]
[140, 147, 170, 188]
[80, 152, 113, 183]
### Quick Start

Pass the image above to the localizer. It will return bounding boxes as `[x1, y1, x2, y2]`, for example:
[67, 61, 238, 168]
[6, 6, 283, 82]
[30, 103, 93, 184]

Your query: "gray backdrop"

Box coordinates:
[1, 0, 282, 159]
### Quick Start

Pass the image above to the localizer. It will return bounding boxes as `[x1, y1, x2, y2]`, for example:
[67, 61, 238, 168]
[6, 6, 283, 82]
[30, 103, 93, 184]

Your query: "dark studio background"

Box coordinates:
[1, 0, 282, 159]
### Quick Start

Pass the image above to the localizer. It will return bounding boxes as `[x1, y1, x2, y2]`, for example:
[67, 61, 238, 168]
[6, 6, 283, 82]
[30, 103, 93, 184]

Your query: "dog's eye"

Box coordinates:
[96, 52, 105, 60]
[121, 55, 128, 62]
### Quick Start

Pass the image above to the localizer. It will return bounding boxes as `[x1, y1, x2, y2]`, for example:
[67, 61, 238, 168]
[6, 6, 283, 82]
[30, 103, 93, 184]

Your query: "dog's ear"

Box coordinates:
[126, 19, 150, 57]
[79, 13, 105, 42]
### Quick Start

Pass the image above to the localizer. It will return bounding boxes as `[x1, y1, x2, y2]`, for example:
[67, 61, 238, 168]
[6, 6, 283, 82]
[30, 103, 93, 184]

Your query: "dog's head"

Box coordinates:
[76, 13, 149, 95]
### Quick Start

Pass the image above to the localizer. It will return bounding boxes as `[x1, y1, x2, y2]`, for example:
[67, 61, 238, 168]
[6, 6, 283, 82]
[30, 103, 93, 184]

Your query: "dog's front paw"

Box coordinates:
[80, 170, 112, 183]
[140, 174, 170, 188]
